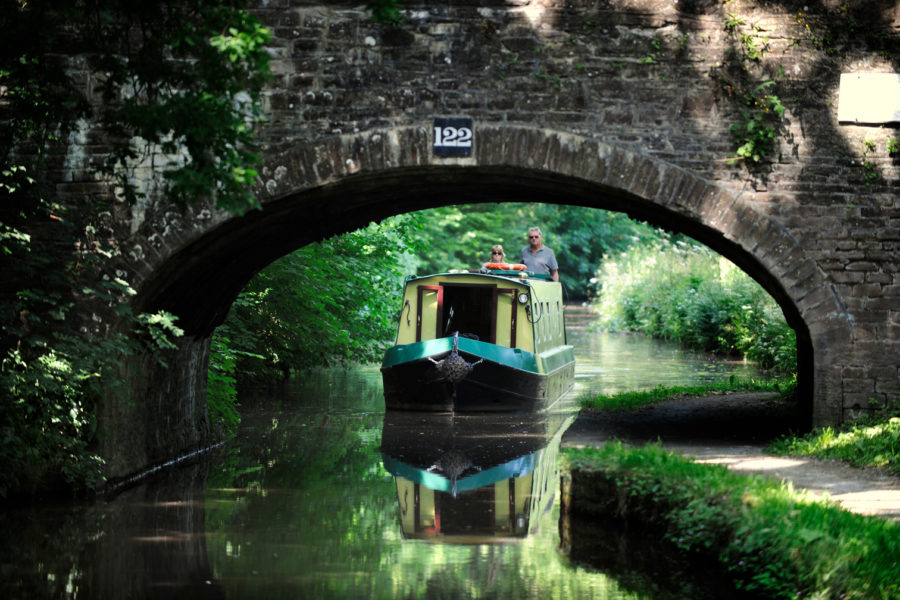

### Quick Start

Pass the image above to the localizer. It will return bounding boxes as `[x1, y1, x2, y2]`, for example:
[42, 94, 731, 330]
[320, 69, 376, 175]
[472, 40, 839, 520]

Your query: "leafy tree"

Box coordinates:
[211, 214, 424, 394]
[76, 0, 271, 212]
[529, 204, 661, 299]
[0, 1, 271, 496]
[403, 203, 539, 274]
[397, 202, 658, 300]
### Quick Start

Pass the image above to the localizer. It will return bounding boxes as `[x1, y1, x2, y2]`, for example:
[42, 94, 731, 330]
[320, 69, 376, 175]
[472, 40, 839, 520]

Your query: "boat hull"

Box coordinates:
[381, 336, 574, 412]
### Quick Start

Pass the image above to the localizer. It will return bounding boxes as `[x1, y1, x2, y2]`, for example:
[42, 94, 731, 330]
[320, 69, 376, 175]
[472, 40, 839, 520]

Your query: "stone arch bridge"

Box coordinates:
[65, 1, 898, 480]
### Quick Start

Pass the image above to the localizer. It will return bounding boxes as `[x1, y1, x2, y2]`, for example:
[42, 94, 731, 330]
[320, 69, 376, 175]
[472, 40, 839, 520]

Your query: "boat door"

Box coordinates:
[437, 284, 498, 343]
[408, 279, 519, 347]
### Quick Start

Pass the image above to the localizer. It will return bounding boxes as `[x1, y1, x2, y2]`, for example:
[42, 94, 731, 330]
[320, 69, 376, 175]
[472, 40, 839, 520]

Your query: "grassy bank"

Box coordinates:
[768, 405, 900, 476]
[562, 444, 900, 599]
[579, 377, 796, 412]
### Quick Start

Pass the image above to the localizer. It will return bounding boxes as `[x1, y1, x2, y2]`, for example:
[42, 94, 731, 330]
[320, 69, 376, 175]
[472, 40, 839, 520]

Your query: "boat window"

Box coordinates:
[440, 284, 496, 343]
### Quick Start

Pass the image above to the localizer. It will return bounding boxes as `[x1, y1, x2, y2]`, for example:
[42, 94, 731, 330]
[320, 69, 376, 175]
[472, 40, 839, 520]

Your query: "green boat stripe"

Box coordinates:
[382, 336, 542, 372]
[381, 453, 538, 494]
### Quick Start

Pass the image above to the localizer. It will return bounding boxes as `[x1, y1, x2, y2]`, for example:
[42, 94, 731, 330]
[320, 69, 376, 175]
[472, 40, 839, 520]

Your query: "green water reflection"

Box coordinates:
[0, 323, 770, 599]
[204, 378, 643, 599]
[200, 319, 766, 598]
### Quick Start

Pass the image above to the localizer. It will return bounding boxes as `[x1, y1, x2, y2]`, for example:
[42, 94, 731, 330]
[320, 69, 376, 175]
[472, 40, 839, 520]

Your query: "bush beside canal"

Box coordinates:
[561, 444, 900, 599]
[591, 235, 797, 373]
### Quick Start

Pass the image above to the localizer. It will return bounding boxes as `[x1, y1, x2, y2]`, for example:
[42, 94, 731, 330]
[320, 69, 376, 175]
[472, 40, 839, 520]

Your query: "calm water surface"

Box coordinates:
[0, 307, 766, 599]
[565, 304, 764, 397]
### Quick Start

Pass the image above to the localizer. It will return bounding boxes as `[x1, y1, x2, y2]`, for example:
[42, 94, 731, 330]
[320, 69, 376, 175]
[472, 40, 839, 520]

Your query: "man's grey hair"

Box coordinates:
[528, 227, 542, 236]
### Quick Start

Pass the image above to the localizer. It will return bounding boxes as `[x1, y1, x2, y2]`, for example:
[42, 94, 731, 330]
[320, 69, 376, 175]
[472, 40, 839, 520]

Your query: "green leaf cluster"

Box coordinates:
[730, 81, 785, 163]
[366, 0, 404, 27]
[77, 1, 271, 212]
[592, 233, 797, 372]
[206, 335, 259, 437]
[715, 8, 787, 166]
[0, 305, 186, 497]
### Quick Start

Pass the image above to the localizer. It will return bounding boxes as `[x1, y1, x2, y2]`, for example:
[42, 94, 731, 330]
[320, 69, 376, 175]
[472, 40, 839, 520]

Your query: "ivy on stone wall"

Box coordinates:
[714, 2, 898, 173]
[0, 1, 272, 497]
[76, 1, 272, 213]
[713, 8, 786, 166]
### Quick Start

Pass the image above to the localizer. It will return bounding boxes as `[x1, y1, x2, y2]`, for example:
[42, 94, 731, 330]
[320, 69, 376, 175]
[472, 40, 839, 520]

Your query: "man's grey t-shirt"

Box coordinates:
[520, 245, 558, 274]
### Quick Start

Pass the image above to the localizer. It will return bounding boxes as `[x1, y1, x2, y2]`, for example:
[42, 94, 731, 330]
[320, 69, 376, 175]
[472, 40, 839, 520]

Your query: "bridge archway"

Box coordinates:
[117, 125, 849, 480]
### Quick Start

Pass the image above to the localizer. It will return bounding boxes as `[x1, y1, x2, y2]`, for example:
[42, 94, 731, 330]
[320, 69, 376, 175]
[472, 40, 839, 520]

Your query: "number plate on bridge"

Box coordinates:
[433, 118, 473, 157]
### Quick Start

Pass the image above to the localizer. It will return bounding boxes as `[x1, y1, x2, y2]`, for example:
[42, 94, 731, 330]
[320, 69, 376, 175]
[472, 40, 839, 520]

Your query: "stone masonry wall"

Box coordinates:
[242, 0, 899, 414]
[49, 0, 900, 479]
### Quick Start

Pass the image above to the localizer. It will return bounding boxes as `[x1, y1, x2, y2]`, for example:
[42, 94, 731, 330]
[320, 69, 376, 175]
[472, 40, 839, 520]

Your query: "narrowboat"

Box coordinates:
[379, 406, 576, 543]
[380, 269, 575, 411]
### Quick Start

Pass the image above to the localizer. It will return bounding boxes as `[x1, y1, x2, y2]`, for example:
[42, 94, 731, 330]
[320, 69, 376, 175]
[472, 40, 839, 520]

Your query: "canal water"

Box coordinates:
[0, 307, 765, 599]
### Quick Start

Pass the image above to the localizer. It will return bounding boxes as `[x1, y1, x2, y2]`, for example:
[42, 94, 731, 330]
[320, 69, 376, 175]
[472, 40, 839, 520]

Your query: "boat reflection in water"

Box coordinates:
[380, 401, 577, 544]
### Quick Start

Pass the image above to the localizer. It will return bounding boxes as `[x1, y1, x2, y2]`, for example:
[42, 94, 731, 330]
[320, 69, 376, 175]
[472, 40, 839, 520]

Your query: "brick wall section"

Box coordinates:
[50, 0, 899, 478]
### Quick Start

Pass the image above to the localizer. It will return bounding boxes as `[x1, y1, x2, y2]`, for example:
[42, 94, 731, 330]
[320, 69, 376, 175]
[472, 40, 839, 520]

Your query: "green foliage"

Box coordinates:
[75, 1, 272, 213]
[730, 81, 785, 163]
[542, 206, 662, 300]
[739, 29, 769, 61]
[638, 38, 661, 64]
[1, 347, 102, 496]
[366, 0, 404, 26]
[135, 311, 184, 354]
[724, 11, 769, 61]
[1, 1, 271, 495]
[206, 336, 256, 437]
[592, 233, 797, 372]
[888, 137, 900, 154]
[0, 305, 188, 496]
[580, 376, 796, 412]
[768, 403, 900, 475]
[860, 138, 880, 186]
[397, 203, 659, 300]
[563, 444, 900, 599]
[211, 215, 423, 389]
[861, 160, 878, 185]
[714, 7, 786, 165]
[724, 13, 745, 32]
[0, 178, 187, 495]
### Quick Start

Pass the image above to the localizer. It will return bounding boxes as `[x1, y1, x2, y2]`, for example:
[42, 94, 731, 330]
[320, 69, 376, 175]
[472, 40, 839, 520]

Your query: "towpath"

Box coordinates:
[561, 392, 900, 521]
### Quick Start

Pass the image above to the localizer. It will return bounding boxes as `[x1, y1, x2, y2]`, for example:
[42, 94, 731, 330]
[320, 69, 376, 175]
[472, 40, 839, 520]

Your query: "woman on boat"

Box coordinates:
[482, 244, 505, 269]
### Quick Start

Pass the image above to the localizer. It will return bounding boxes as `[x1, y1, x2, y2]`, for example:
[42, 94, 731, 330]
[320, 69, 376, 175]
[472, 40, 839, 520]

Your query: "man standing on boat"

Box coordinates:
[521, 227, 559, 282]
